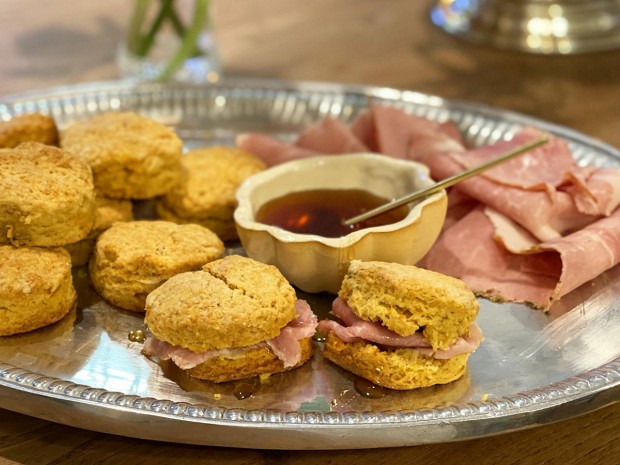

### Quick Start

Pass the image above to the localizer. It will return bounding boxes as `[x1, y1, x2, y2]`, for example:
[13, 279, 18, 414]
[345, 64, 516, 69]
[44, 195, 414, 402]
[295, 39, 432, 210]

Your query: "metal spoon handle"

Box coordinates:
[343, 135, 549, 226]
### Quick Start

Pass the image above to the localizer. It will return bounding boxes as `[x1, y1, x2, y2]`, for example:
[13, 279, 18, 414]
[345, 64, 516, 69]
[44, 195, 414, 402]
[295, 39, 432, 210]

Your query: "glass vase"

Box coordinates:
[117, 0, 221, 83]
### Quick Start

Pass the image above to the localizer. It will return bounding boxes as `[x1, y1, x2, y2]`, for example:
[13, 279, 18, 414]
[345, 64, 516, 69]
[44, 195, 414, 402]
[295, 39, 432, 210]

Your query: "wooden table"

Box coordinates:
[1, 1, 619, 463]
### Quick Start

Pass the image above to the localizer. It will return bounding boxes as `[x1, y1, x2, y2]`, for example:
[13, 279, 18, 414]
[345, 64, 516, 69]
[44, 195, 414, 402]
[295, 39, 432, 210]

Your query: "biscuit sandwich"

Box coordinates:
[142, 255, 318, 383]
[318, 260, 483, 390]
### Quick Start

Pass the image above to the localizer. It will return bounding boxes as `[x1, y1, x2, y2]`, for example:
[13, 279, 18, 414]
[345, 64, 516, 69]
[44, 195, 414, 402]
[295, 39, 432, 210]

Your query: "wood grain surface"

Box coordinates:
[1, 1, 619, 464]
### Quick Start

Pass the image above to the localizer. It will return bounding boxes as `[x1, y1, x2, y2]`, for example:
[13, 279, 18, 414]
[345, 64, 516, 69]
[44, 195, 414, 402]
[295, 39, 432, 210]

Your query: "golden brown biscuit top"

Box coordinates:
[0, 245, 71, 295]
[145, 255, 297, 352]
[338, 260, 479, 350]
[93, 220, 224, 272]
[0, 113, 59, 148]
[0, 142, 94, 205]
[161, 146, 266, 218]
[60, 112, 182, 168]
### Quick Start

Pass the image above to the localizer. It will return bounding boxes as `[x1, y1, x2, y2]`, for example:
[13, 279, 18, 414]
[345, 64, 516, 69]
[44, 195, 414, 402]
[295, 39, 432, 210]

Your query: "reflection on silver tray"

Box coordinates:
[0, 79, 619, 450]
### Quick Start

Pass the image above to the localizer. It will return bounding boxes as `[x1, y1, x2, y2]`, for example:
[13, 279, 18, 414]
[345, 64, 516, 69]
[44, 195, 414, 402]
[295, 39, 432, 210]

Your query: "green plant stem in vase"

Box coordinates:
[120, 0, 220, 83]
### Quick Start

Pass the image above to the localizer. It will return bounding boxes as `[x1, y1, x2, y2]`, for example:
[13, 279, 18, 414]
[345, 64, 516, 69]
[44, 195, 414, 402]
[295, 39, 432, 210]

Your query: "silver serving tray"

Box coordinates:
[0, 79, 619, 449]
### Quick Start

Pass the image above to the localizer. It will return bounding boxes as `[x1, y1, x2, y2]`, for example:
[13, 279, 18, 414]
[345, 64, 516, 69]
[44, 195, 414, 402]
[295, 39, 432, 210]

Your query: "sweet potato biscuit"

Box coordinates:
[0, 245, 76, 336]
[187, 337, 314, 383]
[61, 112, 183, 199]
[64, 197, 134, 267]
[145, 255, 297, 352]
[89, 220, 224, 312]
[91, 197, 134, 232]
[339, 260, 479, 350]
[155, 146, 266, 240]
[323, 332, 469, 390]
[0, 113, 59, 148]
[0, 142, 96, 247]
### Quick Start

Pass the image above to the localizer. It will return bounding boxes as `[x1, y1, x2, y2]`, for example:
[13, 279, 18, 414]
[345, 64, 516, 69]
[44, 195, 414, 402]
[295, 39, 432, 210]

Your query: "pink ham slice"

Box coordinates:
[265, 299, 318, 367]
[448, 127, 575, 192]
[235, 104, 464, 166]
[318, 298, 483, 359]
[562, 167, 620, 216]
[295, 117, 369, 153]
[422, 206, 620, 310]
[235, 118, 368, 167]
[236, 133, 319, 167]
[142, 299, 318, 370]
[425, 129, 620, 241]
[348, 104, 465, 161]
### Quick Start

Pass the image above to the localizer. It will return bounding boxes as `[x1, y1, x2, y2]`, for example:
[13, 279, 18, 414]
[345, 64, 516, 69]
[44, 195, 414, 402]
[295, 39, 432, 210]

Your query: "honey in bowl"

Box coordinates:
[255, 189, 410, 238]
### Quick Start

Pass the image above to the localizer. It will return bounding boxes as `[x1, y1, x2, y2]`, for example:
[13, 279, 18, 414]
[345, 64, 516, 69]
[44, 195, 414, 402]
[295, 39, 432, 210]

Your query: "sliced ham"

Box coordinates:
[318, 298, 482, 359]
[266, 299, 318, 367]
[422, 206, 620, 310]
[425, 129, 620, 241]
[321, 298, 432, 347]
[142, 336, 258, 370]
[236, 103, 464, 167]
[295, 117, 368, 153]
[562, 167, 620, 216]
[236, 133, 318, 166]
[142, 299, 318, 370]
[448, 127, 575, 192]
[350, 104, 465, 161]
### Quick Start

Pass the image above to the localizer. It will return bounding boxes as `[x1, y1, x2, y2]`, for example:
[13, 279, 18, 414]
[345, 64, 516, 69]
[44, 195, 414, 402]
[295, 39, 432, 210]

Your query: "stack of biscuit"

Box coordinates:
[58, 111, 184, 264]
[0, 141, 96, 336]
[1, 111, 266, 332]
[0, 111, 189, 334]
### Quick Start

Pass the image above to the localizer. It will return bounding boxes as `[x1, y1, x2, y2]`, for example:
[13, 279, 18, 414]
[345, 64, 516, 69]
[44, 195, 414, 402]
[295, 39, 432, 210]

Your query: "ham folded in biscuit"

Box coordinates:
[319, 260, 482, 390]
[142, 255, 318, 383]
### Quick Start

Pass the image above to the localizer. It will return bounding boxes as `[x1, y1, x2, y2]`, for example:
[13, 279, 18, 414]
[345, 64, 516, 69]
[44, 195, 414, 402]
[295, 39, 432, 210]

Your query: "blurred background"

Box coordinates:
[1, 0, 619, 148]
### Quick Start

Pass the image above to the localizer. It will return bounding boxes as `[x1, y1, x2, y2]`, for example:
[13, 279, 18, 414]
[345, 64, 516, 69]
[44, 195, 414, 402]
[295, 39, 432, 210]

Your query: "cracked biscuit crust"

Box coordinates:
[145, 255, 297, 352]
[89, 220, 224, 312]
[0, 245, 76, 336]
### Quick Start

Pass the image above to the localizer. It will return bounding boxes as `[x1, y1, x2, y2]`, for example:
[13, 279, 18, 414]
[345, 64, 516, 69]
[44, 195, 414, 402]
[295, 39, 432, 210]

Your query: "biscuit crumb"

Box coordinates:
[213, 393, 221, 400]
[481, 394, 489, 401]
[5, 225, 14, 242]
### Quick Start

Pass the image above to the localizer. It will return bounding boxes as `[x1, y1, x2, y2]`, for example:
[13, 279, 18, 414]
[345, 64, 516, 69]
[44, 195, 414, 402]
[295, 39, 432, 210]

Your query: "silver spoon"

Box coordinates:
[343, 135, 550, 226]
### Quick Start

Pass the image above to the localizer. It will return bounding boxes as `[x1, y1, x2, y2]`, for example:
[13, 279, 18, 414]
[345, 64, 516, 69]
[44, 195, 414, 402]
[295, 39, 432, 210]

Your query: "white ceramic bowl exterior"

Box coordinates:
[234, 153, 448, 293]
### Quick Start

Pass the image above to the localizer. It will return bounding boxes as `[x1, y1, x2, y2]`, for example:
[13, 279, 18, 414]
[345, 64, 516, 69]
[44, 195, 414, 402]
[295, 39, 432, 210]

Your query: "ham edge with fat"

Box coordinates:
[142, 299, 318, 370]
[318, 298, 483, 360]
